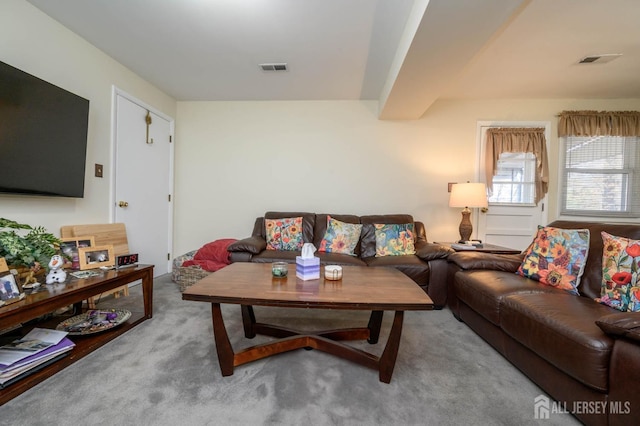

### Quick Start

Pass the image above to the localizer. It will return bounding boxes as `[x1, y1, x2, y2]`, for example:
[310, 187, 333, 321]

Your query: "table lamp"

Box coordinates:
[449, 182, 488, 243]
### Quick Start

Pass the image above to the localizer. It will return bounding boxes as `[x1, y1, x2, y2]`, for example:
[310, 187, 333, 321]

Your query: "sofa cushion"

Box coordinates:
[455, 270, 562, 325]
[318, 215, 362, 256]
[360, 214, 414, 258]
[516, 226, 590, 295]
[363, 255, 429, 286]
[251, 250, 299, 263]
[265, 217, 304, 251]
[596, 232, 640, 312]
[501, 293, 615, 392]
[374, 223, 416, 257]
[596, 312, 640, 342]
[316, 252, 367, 266]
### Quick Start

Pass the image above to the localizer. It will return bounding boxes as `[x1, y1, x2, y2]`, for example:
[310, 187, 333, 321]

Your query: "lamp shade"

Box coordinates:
[449, 183, 488, 208]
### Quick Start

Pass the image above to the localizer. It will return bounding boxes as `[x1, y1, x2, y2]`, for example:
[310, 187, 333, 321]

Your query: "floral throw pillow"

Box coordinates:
[596, 232, 640, 312]
[374, 223, 416, 257]
[265, 217, 303, 251]
[319, 216, 363, 256]
[516, 226, 590, 295]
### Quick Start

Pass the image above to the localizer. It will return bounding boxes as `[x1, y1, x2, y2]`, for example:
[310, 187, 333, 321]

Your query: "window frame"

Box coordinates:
[558, 135, 640, 220]
[488, 151, 537, 206]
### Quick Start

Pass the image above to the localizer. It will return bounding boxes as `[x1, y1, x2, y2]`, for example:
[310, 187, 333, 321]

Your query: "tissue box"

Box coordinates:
[296, 256, 320, 280]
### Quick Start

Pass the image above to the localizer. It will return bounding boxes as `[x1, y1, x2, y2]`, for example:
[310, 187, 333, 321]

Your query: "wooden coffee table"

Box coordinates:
[182, 262, 433, 383]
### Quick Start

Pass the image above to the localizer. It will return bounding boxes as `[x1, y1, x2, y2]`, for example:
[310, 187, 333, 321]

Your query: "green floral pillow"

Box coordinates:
[318, 216, 362, 256]
[265, 217, 303, 251]
[596, 232, 640, 312]
[516, 226, 590, 295]
[374, 223, 416, 257]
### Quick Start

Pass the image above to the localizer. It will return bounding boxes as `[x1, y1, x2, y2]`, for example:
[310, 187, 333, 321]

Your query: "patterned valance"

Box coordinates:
[558, 110, 640, 137]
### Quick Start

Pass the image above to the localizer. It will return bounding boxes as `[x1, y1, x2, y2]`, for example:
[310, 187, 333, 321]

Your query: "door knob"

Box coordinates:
[118, 201, 129, 208]
[481, 207, 488, 213]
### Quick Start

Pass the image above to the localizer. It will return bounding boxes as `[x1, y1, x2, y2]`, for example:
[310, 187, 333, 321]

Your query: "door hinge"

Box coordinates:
[167, 253, 171, 260]
[169, 135, 172, 143]
[541, 203, 545, 212]
[168, 194, 171, 202]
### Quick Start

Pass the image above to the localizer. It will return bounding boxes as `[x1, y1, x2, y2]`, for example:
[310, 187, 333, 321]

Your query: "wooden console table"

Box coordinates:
[0, 264, 154, 405]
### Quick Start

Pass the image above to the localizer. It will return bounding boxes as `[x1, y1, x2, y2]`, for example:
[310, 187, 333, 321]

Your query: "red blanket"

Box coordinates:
[181, 238, 237, 272]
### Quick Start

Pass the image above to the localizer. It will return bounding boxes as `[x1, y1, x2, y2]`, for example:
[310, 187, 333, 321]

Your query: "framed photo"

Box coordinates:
[78, 245, 115, 270]
[0, 271, 23, 305]
[60, 236, 96, 270]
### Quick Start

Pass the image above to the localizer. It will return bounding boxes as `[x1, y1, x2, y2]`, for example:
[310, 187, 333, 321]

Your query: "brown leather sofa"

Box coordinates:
[227, 212, 452, 307]
[447, 220, 640, 426]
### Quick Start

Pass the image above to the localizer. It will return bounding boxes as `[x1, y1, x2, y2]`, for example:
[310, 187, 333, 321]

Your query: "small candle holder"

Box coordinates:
[324, 265, 343, 281]
[272, 262, 288, 278]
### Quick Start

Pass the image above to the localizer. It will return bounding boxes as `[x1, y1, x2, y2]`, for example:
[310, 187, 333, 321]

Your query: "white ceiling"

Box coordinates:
[26, 0, 640, 119]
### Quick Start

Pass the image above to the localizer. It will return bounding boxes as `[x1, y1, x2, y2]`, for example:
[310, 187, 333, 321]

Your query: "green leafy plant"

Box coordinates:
[0, 218, 60, 269]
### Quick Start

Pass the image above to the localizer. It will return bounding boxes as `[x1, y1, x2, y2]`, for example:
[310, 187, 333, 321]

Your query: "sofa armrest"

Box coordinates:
[227, 236, 267, 254]
[415, 242, 454, 261]
[448, 251, 524, 272]
[596, 313, 640, 343]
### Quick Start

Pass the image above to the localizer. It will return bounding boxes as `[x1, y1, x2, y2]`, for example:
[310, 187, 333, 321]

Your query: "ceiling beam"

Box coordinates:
[378, 0, 529, 120]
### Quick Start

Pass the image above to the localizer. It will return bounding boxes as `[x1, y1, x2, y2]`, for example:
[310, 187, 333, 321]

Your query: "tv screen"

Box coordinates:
[0, 60, 89, 198]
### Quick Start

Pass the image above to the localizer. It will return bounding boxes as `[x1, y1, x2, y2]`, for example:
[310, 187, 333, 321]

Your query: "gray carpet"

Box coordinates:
[1, 274, 579, 426]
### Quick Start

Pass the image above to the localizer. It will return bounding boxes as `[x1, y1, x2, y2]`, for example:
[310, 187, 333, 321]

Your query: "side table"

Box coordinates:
[437, 242, 521, 254]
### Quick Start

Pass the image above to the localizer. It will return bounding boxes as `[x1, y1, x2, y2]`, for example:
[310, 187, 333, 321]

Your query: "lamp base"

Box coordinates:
[458, 208, 472, 243]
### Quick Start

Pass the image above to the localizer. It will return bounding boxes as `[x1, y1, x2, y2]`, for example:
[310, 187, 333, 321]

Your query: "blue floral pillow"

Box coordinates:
[374, 223, 416, 257]
[319, 216, 362, 256]
[516, 226, 590, 295]
[265, 217, 303, 251]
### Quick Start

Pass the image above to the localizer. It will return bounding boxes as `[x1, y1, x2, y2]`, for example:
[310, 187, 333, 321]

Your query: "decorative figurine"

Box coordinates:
[46, 255, 67, 284]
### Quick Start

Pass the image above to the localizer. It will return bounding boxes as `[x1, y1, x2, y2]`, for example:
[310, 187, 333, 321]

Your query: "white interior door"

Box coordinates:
[476, 122, 549, 251]
[113, 90, 173, 276]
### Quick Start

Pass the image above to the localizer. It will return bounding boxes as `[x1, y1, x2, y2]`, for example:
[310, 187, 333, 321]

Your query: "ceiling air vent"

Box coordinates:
[578, 54, 622, 64]
[259, 63, 288, 72]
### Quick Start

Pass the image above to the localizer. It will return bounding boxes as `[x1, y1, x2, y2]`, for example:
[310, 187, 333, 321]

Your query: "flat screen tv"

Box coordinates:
[0, 60, 89, 198]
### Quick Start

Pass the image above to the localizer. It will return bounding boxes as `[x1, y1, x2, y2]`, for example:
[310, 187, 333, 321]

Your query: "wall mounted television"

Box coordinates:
[0, 60, 89, 198]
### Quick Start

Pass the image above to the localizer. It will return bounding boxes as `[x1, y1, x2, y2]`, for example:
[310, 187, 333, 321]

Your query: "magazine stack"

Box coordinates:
[0, 328, 75, 388]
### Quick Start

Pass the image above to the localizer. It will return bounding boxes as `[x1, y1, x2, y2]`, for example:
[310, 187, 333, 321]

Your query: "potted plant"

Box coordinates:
[0, 218, 60, 277]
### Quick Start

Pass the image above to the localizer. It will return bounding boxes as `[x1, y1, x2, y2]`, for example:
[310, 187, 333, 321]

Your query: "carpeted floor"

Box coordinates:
[1, 274, 579, 425]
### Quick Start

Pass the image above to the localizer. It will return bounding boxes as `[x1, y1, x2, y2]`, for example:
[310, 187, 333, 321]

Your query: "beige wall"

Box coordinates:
[174, 98, 640, 255]
[0, 0, 176, 235]
[4, 1, 640, 261]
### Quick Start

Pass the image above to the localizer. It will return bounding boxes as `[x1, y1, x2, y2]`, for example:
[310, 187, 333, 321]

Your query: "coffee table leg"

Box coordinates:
[367, 310, 384, 344]
[211, 303, 235, 376]
[379, 310, 404, 383]
[241, 305, 256, 338]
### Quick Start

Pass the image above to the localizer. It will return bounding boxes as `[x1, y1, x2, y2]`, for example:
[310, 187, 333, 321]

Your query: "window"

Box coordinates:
[489, 152, 536, 205]
[560, 135, 640, 217]
[484, 126, 548, 205]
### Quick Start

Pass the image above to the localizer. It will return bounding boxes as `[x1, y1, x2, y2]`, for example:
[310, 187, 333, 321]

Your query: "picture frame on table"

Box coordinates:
[78, 245, 115, 270]
[0, 270, 24, 306]
[60, 236, 96, 270]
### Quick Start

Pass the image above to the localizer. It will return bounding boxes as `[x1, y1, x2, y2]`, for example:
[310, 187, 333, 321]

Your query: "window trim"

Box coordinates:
[558, 135, 640, 219]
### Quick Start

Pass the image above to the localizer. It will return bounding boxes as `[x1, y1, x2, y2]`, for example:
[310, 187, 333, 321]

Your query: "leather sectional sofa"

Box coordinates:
[227, 212, 452, 307]
[447, 220, 640, 426]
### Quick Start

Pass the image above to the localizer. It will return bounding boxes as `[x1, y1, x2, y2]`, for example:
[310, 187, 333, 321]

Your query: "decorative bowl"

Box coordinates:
[272, 262, 288, 277]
